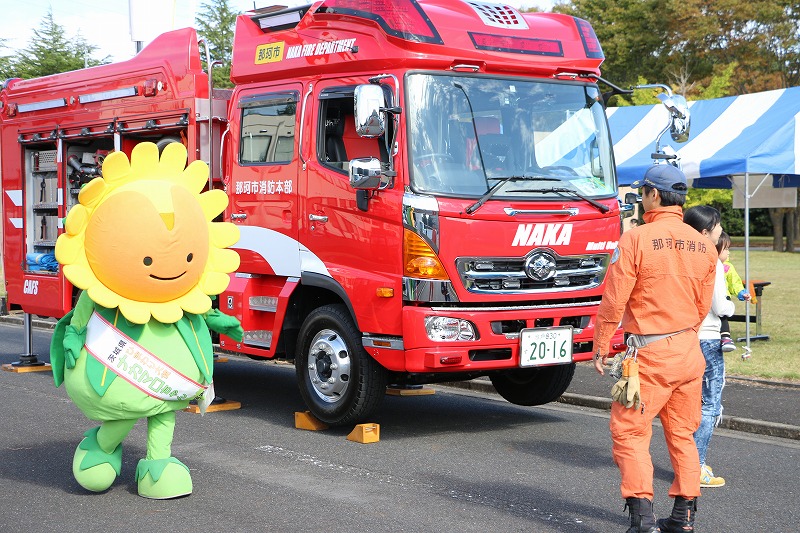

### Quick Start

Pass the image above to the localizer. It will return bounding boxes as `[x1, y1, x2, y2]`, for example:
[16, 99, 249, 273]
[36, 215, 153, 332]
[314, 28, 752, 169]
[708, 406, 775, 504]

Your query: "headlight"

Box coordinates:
[424, 316, 477, 342]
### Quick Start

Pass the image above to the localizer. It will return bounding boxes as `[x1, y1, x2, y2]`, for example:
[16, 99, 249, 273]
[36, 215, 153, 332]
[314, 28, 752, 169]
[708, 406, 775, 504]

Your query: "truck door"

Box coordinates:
[228, 85, 301, 277]
[300, 82, 399, 299]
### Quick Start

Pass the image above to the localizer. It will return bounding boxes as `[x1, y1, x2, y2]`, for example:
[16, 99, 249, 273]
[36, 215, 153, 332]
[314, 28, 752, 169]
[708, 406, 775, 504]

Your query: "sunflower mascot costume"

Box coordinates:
[50, 142, 242, 499]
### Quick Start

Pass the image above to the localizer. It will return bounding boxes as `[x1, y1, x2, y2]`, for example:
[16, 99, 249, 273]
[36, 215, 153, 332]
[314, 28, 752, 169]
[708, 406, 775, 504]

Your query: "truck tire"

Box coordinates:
[489, 363, 575, 406]
[295, 304, 387, 425]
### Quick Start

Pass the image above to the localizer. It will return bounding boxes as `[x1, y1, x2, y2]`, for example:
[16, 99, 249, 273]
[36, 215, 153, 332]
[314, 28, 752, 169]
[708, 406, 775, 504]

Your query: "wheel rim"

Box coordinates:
[306, 328, 352, 403]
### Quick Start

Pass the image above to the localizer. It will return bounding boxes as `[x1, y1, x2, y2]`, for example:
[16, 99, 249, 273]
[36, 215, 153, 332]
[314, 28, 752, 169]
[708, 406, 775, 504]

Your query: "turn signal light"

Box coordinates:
[403, 229, 448, 280]
[376, 287, 394, 298]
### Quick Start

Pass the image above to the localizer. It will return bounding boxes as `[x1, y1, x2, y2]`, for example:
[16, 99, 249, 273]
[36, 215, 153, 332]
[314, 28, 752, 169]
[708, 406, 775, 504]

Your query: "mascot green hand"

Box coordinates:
[50, 142, 242, 499]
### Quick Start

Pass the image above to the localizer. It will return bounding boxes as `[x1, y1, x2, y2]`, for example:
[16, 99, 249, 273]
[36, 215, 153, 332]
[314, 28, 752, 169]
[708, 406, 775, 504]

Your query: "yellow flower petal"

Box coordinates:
[201, 271, 232, 295]
[198, 189, 228, 221]
[64, 204, 88, 235]
[99, 151, 131, 186]
[182, 160, 209, 194]
[117, 299, 153, 325]
[56, 234, 82, 265]
[77, 177, 108, 208]
[130, 142, 160, 181]
[209, 248, 240, 274]
[179, 288, 212, 315]
[87, 283, 122, 310]
[63, 264, 95, 290]
[149, 301, 183, 324]
[209, 221, 240, 249]
[158, 142, 188, 180]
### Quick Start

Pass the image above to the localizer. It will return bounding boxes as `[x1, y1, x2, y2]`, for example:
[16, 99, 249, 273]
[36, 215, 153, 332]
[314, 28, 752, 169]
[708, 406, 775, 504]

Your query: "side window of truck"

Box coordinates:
[318, 90, 385, 173]
[238, 92, 298, 165]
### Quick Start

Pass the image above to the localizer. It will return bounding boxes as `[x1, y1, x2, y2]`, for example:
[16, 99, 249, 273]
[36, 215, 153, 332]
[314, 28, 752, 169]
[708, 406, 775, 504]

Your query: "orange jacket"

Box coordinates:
[593, 205, 717, 353]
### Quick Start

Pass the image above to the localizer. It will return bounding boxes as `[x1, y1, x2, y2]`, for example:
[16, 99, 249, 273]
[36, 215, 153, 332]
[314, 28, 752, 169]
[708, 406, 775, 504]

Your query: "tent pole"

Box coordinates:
[744, 172, 751, 353]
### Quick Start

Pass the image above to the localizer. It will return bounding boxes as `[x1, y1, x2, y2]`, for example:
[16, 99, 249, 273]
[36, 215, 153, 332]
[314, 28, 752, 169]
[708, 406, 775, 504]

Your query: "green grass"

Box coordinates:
[724, 250, 800, 381]
[729, 235, 775, 248]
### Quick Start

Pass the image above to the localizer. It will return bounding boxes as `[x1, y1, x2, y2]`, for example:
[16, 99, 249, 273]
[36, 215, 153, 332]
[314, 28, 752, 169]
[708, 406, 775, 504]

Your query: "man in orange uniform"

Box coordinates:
[593, 164, 717, 533]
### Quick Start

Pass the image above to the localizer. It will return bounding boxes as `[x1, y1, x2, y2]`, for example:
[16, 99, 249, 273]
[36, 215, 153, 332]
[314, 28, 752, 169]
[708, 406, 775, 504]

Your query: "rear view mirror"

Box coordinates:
[657, 93, 690, 143]
[354, 84, 385, 138]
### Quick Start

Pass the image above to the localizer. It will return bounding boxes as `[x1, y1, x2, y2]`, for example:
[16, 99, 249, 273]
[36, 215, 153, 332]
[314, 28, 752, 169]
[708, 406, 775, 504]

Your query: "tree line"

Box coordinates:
[1, 0, 798, 250]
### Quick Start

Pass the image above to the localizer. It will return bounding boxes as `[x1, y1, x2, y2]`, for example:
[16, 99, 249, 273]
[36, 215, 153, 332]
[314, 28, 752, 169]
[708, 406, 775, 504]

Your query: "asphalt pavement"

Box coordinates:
[3, 311, 799, 441]
[445, 362, 800, 441]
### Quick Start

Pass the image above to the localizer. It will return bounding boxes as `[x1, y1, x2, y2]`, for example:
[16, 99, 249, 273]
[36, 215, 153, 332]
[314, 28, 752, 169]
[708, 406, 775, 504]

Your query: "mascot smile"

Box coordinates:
[51, 142, 242, 499]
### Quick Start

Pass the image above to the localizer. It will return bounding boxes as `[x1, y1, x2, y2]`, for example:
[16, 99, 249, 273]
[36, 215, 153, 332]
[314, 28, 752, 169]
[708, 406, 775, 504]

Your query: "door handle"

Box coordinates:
[309, 214, 328, 223]
[230, 213, 247, 220]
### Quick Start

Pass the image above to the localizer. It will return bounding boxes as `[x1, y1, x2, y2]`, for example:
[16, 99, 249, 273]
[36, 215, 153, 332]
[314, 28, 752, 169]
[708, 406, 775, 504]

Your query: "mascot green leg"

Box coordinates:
[73, 420, 135, 492]
[136, 411, 193, 499]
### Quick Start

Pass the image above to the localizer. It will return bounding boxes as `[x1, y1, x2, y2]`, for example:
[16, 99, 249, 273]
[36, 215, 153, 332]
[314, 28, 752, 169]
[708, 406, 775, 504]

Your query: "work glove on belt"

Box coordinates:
[611, 358, 641, 409]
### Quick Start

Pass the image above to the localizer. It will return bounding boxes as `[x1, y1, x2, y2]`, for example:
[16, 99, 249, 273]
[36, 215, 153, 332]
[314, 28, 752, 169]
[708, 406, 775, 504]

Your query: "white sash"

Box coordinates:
[84, 311, 208, 403]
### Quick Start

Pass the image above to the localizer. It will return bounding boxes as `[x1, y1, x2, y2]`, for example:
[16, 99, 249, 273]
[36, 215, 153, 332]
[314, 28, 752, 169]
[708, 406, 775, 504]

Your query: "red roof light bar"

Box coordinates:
[316, 0, 443, 44]
[574, 17, 604, 59]
[469, 32, 563, 57]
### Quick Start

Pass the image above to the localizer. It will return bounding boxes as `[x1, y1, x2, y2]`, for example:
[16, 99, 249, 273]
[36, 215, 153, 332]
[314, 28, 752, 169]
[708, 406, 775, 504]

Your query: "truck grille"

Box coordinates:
[455, 248, 609, 294]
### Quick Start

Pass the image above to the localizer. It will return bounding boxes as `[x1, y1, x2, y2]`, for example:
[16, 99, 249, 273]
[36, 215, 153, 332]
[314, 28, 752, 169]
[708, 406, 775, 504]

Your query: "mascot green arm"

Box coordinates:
[204, 308, 244, 342]
[51, 291, 95, 387]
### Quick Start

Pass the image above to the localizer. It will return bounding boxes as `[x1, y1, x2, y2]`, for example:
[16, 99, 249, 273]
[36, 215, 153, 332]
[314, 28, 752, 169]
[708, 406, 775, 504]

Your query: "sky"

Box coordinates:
[1, 0, 557, 64]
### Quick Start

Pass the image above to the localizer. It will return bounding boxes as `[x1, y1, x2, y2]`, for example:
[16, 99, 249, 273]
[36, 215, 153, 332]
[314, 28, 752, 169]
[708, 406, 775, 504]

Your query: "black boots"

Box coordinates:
[624, 497, 658, 533]
[657, 496, 697, 532]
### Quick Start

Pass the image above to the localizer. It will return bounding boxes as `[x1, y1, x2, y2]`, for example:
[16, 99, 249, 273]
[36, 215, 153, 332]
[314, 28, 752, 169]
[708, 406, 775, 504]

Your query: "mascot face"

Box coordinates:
[85, 184, 210, 304]
[55, 142, 240, 324]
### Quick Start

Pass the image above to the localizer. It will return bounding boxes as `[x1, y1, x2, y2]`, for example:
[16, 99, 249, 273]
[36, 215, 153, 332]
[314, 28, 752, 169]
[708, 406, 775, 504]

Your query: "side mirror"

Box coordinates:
[354, 84, 385, 138]
[620, 192, 640, 220]
[657, 93, 690, 143]
[349, 157, 384, 190]
[624, 192, 641, 204]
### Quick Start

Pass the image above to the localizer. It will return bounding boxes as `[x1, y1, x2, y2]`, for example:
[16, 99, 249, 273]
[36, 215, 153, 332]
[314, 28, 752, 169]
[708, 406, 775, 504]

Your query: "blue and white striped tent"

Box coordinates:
[606, 86, 800, 188]
[607, 87, 800, 349]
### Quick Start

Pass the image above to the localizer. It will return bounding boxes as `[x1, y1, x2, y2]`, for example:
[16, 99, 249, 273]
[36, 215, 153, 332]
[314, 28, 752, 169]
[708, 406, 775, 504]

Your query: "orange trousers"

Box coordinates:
[610, 330, 706, 500]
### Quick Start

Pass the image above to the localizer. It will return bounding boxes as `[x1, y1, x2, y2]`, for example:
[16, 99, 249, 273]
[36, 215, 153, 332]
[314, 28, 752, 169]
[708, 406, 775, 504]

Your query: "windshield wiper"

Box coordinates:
[465, 175, 562, 215]
[510, 186, 610, 213]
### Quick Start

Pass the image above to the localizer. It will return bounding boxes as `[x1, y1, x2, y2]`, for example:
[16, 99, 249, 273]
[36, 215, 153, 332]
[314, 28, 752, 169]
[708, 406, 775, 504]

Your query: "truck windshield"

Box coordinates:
[406, 74, 616, 199]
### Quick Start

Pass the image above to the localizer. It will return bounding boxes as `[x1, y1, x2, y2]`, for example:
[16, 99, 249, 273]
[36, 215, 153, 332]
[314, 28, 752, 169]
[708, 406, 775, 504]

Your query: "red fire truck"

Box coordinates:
[3, 0, 638, 425]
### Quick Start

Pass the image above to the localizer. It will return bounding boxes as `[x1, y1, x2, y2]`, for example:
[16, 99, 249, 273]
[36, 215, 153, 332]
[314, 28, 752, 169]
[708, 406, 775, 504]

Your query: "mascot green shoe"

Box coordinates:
[136, 458, 193, 499]
[72, 426, 122, 492]
[51, 142, 242, 498]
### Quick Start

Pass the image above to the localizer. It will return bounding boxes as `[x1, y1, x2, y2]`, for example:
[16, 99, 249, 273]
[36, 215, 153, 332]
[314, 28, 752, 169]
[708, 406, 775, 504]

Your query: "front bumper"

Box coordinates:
[383, 303, 622, 373]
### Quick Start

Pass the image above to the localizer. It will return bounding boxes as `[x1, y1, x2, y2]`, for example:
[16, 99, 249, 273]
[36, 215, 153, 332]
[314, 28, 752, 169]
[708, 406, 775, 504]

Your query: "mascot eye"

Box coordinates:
[143, 256, 153, 266]
[187, 253, 194, 263]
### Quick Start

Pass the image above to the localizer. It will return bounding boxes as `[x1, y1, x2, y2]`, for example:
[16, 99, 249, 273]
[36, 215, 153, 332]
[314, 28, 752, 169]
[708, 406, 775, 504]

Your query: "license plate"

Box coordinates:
[519, 326, 573, 367]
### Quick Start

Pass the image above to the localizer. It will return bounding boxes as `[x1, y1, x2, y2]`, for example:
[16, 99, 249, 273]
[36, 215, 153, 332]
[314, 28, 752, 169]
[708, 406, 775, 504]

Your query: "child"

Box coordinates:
[716, 232, 751, 352]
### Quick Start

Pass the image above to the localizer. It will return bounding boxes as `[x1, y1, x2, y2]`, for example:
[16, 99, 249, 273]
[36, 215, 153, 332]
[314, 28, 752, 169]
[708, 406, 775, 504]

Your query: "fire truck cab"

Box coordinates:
[218, 0, 624, 424]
